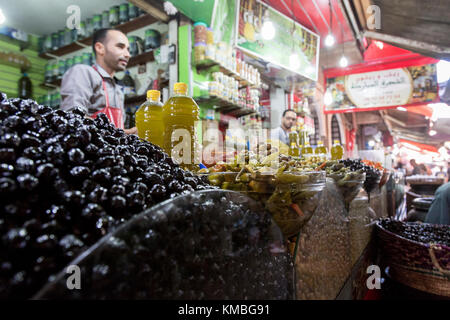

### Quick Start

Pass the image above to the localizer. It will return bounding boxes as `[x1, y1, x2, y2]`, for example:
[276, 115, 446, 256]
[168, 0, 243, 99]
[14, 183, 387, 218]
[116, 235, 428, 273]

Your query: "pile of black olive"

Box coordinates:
[379, 219, 450, 247]
[339, 159, 381, 194]
[0, 92, 213, 299]
[34, 191, 293, 300]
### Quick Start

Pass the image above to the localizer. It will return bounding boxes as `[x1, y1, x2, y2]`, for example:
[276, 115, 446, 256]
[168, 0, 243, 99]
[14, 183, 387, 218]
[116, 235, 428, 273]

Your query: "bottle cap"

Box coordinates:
[147, 90, 160, 101]
[174, 82, 188, 93]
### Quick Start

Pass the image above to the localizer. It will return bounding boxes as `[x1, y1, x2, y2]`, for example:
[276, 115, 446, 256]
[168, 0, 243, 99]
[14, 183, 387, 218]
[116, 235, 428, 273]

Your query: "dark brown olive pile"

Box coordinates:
[379, 219, 450, 246]
[0, 92, 213, 299]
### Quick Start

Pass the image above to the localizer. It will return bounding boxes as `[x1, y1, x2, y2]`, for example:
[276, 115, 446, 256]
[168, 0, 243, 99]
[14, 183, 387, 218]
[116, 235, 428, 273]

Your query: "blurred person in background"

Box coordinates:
[420, 163, 432, 175]
[435, 165, 448, 181]
[409, 159, 421, 175]
[271, 109, 297, 146]
[425, 182, 450, 225]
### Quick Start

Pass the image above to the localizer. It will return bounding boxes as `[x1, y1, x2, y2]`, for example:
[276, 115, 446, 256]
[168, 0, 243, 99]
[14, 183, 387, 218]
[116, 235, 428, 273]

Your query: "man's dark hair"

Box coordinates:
[282, 109, 297, 117]
[92, 28, 115, 56]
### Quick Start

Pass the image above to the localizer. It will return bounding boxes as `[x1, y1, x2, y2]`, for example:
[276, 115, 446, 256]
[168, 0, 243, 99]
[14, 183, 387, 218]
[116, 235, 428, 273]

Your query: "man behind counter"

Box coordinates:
[271, 109, 297, 146]
[61, 28, 137, 134]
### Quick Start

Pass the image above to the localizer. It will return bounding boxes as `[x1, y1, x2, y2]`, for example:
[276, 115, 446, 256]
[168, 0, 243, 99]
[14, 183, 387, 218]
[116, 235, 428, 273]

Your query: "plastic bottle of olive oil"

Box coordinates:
[135, 90, 164, 148]
[301, 140, 313, 159]
[289, 142, 300, 157]
[315, 140, 328, 162]
[331, 139, 344, 160]
[162, 82, 199, 169]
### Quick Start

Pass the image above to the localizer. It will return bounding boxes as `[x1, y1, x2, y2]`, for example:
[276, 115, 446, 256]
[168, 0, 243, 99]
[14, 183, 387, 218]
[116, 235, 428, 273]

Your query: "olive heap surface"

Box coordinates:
[339, 159, 381, 194]
[379, 219, 450, 247]
[0, 93, 213, 298]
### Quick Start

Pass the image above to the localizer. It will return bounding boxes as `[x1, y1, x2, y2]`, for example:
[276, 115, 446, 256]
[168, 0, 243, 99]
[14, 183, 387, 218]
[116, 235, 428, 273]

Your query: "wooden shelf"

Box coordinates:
[194, 59, 260, 89]
[39, 14, 158, 60]
[40, 79, 61, 89]
[127, 50, 155, 68]
[196, 95, 258, 117]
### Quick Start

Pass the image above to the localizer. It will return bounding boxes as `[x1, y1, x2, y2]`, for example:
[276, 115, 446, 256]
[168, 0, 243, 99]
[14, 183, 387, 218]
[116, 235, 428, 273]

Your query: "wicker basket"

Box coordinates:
[375, 220, 450, 297]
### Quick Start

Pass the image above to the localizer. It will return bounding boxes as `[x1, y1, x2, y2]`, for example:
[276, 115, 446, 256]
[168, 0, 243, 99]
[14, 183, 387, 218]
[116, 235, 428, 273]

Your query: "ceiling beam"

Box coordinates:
[295, 0, 320, 34]
[363, 30, 450, 58]
[379, 110, 393, 135]
[311, 0, 330, 30]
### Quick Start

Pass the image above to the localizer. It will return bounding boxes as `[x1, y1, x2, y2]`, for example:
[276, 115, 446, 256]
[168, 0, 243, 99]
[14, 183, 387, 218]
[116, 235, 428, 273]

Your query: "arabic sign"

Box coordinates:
[236, 0, 319, 81]
[324, 64, 439, 113]
[211, 0, 236, 44]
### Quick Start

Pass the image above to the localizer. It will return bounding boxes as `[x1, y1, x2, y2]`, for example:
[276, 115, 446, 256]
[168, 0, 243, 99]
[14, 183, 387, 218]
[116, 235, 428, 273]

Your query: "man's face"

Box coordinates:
[97, 30, 130, 72]
[282, 111, 297, 130]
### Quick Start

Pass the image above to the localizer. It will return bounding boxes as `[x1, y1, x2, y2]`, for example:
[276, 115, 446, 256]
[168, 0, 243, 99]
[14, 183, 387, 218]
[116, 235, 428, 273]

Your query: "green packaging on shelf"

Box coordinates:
[65, 57, 74, 71]
[74, 55, 83, 65]
[93, 14, 102, 32]
[58, 30, 66, 47]
[102, 10, 110, 28]
[119, 3, 129, 24]
[109, 6, 119, 26]
[128, 3, 139, 19]
[58, 60, 66, 78]
[82, 52, 91, 65]
[51, 32, 59, 50]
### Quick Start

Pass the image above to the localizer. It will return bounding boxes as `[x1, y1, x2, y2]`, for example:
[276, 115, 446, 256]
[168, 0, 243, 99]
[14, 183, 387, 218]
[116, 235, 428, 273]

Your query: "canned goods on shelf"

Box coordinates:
[194, 43, 206, 62]
[193, 22, 207, 44]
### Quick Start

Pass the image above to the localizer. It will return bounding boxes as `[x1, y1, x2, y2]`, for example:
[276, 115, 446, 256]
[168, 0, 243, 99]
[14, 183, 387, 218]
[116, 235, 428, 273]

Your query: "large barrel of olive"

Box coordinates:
[405, 176, 444, 212]
[34, 190, 294, 299]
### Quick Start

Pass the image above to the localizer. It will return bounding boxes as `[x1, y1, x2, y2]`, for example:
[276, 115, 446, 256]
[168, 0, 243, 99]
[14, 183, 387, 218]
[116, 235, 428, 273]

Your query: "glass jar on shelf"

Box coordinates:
[58, 30, 65, 47]
[102, 10, 110, 28]
[205, 43, 215, 61]
[93, 14, 102, 32]
[194, 43, 206, 62]
[208, 81, 218, 97]
[206, 27, 214, 45]
[119, 3, 129, 24]
[85, 18, 94, 37]
[193, 22, 207, 44]
[109, 6, 119, 26]
[128, 3, 139, 20]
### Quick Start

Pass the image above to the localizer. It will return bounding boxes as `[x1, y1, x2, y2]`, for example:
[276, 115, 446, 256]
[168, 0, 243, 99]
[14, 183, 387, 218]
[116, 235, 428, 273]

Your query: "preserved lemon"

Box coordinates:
[331, 139, 344, 160]
[135, 90, 164, 148]
[162, 83, 199, 169]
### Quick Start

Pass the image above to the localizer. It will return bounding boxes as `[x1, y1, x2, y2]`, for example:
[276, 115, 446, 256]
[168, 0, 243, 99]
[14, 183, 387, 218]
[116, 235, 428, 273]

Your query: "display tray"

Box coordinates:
[33, 190, 294, 299]
[199, 170, 326, 238]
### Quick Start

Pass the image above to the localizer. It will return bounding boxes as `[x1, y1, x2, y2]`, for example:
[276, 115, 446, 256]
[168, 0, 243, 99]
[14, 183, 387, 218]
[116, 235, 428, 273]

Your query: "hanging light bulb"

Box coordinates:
[324, 91, 333, 106]
[0, 9, 5, 25]
[339, 56, 348, 68]
[261, 20, 275, 40]
[306, 66, 314, 74]
[289, 53, 300, 70]
[325, 34, 335, 47]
